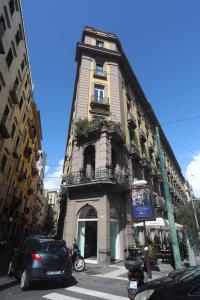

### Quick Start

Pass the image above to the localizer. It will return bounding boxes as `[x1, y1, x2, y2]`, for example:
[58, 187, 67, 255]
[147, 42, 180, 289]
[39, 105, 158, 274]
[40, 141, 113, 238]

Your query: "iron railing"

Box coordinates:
[91, 95, 109, 105]
[64, 167, 129, 187]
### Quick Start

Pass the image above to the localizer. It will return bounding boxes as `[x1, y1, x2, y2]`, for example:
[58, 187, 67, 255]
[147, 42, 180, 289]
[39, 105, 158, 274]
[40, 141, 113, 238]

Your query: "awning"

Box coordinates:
[134, 217, 183, 230]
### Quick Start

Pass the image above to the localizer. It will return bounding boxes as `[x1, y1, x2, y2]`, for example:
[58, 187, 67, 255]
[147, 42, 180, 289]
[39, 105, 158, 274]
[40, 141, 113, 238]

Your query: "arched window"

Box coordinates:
[83, 145, 95, 171]
[78, 205, 97, 220]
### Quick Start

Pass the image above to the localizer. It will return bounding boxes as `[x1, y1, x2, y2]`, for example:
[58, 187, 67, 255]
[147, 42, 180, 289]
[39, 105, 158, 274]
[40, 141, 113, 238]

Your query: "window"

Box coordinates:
[0, 15, 6, 34]
[11, 123, 16, 138]
[94, 84, 104, 101]
[6, 48, 13, 68]
[95, 63, 104, 76]
[25, 80, 28, 89]
[18, 70, 21, 81]
[11, 40, 17, 57]
[3, 6, 10, 28]
[3, 105, 9, 121]
[15, 30, 21, 45]
[1, 154, 7, 173]
[6, 166, 12, 180]
[19, 97, 23, 109]
[96, 40, 104, 48]
[21, 59, 25, 71]
[9, 0, 15, 16]
[23, 113, 26, 123]
[0, 72, 5, 90]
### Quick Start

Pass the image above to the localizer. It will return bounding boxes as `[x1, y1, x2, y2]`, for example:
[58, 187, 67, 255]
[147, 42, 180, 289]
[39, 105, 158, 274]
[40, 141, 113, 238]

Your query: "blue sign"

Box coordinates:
[132, 187, 154, 220]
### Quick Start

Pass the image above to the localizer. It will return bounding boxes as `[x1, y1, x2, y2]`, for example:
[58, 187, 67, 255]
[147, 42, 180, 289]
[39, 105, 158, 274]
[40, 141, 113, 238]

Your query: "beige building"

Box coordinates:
[0, 0, 45, 240]
[61, 27, 188, 264]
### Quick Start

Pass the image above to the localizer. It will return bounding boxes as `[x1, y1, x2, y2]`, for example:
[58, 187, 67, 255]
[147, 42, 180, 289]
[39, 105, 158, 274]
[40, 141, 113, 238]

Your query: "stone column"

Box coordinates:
[98, 194, 111, 264]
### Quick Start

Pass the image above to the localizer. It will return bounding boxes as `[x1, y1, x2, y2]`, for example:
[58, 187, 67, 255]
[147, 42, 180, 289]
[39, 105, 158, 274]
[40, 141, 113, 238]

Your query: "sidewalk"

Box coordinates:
[0, 240, 17, 291]
[84, 259, 175, 281]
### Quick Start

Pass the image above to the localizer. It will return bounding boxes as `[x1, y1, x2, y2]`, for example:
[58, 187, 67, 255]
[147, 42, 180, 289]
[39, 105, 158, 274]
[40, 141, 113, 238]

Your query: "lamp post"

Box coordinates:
[132, 180, 152, 279]
[191, 198, 200, 241]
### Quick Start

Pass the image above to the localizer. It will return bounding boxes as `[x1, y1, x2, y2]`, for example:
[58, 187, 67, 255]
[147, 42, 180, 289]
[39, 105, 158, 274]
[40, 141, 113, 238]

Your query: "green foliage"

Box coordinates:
[176, 201, 200, 247]
[75, 118, 122, 137]
[75, 117, 90, 136]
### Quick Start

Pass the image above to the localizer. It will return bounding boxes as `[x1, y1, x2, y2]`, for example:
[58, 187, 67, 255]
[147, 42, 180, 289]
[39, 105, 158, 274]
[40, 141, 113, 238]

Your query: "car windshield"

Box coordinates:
[178, 266, 200, 283]
[39, 241, 67, 253]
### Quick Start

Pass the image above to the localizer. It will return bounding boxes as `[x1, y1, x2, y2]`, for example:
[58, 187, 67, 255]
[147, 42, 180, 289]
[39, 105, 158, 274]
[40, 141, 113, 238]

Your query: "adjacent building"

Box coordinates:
[0, 0, 46, 240]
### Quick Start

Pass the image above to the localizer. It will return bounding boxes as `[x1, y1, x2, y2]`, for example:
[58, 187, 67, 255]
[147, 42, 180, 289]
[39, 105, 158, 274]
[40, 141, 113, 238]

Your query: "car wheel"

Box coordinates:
[20, 269, 30, 291]
[7, 261, 14, 277]
[74, 258, 85, 272]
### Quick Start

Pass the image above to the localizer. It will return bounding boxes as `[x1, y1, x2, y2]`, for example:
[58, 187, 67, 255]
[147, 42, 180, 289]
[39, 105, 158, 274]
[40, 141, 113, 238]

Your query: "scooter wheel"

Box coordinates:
[74, 258, 85, 272]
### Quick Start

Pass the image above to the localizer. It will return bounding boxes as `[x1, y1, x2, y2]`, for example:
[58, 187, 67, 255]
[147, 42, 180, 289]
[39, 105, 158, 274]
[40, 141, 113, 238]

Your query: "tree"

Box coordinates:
[176, 201, 200, 247]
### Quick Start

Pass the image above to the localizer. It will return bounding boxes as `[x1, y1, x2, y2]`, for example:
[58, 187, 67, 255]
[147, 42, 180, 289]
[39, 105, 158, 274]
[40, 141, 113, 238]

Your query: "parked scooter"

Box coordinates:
[125, 248, 145, 300]
[72, 240, 85, 272]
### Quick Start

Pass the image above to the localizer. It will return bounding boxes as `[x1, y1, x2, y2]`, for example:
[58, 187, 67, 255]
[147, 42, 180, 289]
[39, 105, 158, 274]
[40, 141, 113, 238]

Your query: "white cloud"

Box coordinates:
[44, 159, 64, 190]
[186, 153, 200, 198]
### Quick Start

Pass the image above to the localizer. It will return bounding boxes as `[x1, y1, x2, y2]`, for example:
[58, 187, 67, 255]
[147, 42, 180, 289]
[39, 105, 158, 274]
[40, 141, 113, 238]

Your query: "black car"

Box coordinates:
[134, 266, 200, 299]
[8, 236, 72, 290]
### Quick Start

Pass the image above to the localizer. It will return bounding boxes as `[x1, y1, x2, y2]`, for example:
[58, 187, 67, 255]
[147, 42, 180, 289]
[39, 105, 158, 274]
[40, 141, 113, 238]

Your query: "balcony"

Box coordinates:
[127, 112, 137, 129]
[75, 119, 124, 144]
[29, 125, 37, 139]
[10, 83, 19, 104]
[24, 147, 32, 159]
[18, 173, 27, 182]
[90, 95, 109, 109]
[0, 115, 10, 139]
[63, 167, 129, 191]
[12, 148, 19, 159]
[129, 143, 140, 160]
[140, 157, 150, 169]
[139, 128, 147, 143]
[27, 188, 33, 195]
[147, 142, 154, 153]
[94, 68, 107, 79]
[32, 167, 38, 177]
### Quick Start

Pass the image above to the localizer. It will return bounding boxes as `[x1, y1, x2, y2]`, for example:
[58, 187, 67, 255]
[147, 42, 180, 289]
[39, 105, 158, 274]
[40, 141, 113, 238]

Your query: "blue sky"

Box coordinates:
[21, 0, 200, 195]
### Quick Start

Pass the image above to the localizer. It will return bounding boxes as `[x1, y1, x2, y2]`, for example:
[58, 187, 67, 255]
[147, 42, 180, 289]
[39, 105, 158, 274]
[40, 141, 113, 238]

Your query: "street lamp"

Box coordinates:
[191, 198, 200, 240]
[132, 179, 152, 279]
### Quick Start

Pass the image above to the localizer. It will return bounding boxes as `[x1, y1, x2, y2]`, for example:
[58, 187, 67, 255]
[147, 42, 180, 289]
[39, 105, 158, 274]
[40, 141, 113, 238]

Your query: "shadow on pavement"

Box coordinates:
[30, 276, 78, 291]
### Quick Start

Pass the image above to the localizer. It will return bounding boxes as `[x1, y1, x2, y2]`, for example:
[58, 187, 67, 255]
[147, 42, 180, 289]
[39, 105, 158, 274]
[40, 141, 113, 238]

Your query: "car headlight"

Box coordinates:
[134, 289, 154, 300]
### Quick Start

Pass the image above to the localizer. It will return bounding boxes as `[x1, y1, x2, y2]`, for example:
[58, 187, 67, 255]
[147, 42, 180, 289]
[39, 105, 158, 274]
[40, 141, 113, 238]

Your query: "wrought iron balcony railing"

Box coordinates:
[63, 167, 129, 188]
[91, 95, 109, 105]
[127, 112, 137, 129]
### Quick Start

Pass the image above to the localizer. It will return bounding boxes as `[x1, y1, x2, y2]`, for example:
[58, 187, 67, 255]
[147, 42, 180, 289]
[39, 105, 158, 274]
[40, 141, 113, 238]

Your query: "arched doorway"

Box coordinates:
[77, 205, 98, 264]
[110, 207, 120, 261]
[83, 145, 95, 179]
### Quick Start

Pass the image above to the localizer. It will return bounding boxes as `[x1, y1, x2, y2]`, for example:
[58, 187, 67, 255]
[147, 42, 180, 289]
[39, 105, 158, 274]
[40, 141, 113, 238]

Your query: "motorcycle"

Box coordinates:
[125, 249, 145, 300]
[72, 241, 85, 272]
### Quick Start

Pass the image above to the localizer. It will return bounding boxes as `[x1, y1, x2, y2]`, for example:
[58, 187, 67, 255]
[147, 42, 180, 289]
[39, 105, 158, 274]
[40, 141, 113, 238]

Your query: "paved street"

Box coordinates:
[0, 261, 174, 300]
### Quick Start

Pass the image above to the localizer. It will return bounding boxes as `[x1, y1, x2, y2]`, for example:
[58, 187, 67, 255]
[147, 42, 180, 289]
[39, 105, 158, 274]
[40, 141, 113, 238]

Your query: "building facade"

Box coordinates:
[61, 27, 188, 264]
[0, 0, 46, 240]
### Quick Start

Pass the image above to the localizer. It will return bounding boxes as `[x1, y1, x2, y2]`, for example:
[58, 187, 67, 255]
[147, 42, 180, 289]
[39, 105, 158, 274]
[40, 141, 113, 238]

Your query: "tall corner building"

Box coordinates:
[61, 26, 188, 265]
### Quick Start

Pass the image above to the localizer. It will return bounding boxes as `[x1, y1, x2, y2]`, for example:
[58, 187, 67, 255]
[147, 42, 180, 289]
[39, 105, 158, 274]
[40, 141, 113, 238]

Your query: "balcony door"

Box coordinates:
[94, 84, 104, 102]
